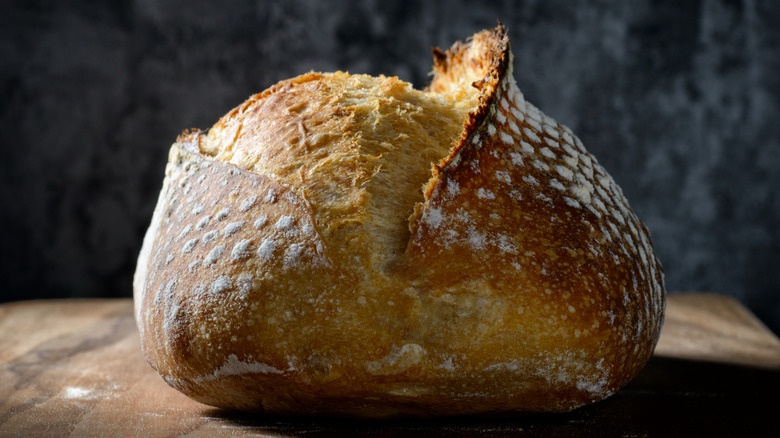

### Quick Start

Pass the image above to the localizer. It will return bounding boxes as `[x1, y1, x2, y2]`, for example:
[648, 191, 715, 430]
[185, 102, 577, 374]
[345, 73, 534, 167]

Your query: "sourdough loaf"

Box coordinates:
[134, 25, 665, 417]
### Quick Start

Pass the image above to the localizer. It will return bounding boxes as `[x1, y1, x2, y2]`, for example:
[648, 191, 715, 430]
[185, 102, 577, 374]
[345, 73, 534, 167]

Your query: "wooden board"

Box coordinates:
[1, 294, 779, 437]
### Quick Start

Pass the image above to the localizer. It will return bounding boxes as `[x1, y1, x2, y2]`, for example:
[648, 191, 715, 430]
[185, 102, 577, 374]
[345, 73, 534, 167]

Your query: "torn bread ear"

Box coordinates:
[409, 25, 511, 237]
[429, 24, 510, 188]
[427, 23, 509, 98]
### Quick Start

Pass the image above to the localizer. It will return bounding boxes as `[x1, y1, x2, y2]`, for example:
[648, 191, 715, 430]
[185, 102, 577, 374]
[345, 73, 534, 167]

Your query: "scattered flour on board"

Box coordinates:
[63, 386, 96, 400]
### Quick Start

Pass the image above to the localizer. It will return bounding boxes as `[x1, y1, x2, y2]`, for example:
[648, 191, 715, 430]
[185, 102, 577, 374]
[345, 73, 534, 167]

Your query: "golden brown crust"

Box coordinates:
[134, 25, 665, 417]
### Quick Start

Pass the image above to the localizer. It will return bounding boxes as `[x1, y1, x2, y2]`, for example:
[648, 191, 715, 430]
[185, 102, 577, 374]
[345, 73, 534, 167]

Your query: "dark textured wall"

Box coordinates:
[2, 0, 779, 333]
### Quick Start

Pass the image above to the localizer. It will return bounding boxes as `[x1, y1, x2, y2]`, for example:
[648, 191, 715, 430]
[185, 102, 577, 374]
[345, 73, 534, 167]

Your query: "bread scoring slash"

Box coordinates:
[134, 24, 664, 417]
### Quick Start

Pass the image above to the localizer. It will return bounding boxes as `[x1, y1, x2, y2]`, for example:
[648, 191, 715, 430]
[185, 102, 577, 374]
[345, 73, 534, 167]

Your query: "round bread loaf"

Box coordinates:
[134, 25, 665, 417]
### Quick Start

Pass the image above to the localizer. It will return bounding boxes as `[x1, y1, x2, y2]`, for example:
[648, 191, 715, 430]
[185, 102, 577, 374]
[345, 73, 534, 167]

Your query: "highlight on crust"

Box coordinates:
[134, 24, 665, 417]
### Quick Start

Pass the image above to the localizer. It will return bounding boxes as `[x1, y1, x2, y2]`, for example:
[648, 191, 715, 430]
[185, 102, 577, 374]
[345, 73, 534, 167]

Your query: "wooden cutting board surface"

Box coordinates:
[1, 294, 779, 437]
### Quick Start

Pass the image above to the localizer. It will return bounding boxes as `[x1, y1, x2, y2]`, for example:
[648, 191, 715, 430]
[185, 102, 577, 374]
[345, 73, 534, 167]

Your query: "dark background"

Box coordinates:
[2, 0, 779, 334]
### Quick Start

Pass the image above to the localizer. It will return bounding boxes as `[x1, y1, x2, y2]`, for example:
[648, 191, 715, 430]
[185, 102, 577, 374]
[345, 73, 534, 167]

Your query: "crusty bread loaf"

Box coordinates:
[134, 25, 665, 417]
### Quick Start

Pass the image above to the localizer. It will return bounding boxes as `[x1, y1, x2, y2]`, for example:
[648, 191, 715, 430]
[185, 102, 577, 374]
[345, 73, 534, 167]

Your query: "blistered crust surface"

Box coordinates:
[137, 145, 338, 390]
[409, 73, 664, 395]
[408, 25, 663, 408]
